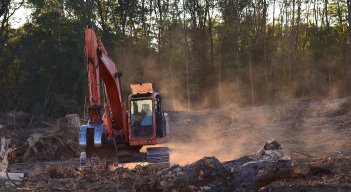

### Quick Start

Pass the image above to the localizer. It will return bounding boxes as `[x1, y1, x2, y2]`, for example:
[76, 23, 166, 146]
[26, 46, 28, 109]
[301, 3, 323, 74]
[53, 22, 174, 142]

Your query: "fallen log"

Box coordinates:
[0, 172, 24, 182]
[0, 171, 24, 187]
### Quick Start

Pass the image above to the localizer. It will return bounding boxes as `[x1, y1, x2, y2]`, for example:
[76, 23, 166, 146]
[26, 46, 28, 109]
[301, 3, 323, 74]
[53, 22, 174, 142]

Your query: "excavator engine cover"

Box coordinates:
[130, 83, 154, 94]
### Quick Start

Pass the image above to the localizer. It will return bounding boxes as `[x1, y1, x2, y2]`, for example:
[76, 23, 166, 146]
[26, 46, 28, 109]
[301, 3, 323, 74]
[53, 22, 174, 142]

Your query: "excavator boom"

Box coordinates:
[85, 28, 100, 124]
[85, 26, 127, 139]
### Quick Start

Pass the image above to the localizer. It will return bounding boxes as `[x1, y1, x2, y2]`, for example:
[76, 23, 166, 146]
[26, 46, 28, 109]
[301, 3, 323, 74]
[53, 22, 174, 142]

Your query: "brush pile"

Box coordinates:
[0, 112, 81, 163]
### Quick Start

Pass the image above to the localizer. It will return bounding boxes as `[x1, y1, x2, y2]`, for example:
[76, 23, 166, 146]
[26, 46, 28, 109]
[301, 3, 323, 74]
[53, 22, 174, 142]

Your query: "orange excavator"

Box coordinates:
[79, 25, 170, 167]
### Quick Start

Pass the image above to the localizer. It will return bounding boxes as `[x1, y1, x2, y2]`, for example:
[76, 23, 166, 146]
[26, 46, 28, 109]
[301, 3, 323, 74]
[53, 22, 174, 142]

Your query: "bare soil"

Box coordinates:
[1, 97, 351, 191]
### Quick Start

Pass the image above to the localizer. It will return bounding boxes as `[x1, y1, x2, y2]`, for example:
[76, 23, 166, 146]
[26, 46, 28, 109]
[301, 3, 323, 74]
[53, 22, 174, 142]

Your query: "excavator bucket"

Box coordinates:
[79, 124, 104, 147]
[79, 123, 107, 168]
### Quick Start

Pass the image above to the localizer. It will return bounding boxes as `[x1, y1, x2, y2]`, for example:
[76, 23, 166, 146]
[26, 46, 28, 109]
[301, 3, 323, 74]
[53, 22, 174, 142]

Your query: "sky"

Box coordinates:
[9, 3, 31, 29]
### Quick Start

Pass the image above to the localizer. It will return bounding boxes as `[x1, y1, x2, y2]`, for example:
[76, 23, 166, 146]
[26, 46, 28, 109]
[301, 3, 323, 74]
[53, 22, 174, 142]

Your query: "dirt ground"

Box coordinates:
[2, 97, 351, 191]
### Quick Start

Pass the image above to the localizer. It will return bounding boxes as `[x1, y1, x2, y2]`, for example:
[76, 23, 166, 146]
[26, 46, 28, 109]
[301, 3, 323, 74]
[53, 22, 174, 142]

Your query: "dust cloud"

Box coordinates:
[160, 97, 351, 165]
[112, 47, 351, 165]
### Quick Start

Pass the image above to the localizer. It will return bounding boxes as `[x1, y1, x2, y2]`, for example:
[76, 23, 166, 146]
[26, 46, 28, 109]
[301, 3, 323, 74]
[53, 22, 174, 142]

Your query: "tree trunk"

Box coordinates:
[168, 42, 176, 111]
[347, 0, 351, 59]
[0, 137, 10, 171]
[249, 53, 255, 106]
[218, 49, 222, 108]
[325, 0, 332, 95]
[183, 0, 190, 111]
[272, 0, 276, 36]
[314, 0, 318, 29]
[263, 0, 268, 82]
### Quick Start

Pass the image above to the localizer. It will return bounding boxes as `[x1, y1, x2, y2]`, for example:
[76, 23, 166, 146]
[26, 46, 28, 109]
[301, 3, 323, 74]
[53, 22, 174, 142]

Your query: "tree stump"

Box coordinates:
[56, 114, 81, 140]
[0, 137, 10, 171]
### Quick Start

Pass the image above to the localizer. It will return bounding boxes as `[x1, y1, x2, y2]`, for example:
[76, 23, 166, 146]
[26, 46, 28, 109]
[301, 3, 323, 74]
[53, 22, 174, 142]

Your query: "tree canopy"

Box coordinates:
[1, 0, 351, 118]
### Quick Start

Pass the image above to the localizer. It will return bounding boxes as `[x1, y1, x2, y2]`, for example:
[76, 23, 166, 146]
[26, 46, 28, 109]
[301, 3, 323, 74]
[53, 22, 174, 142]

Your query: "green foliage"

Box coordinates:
[1, 0, 351, 116]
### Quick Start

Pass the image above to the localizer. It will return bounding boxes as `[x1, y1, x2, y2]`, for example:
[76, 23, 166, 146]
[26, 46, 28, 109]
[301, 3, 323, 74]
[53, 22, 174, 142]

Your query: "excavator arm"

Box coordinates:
[84, 26, 128, 140]
[85, 26, 100, 124]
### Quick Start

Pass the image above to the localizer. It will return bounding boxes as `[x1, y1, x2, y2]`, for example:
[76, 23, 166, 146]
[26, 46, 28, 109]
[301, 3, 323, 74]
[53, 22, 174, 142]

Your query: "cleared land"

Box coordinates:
[1, 97, 351, 191]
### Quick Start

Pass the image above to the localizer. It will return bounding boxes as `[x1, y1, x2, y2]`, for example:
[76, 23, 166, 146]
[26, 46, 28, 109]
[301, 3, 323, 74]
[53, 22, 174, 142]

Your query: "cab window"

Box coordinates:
[130, 99, 153, 137]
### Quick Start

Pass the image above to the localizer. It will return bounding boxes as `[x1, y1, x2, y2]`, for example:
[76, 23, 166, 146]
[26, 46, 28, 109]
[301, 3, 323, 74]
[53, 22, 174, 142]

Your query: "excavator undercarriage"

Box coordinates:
[79, 127, 170, 167]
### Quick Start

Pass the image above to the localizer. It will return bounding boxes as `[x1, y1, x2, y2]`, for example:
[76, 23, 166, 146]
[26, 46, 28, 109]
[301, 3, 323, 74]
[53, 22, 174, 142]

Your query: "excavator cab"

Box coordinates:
[127, 83, 170, 164]
[128, 83, 170, 146]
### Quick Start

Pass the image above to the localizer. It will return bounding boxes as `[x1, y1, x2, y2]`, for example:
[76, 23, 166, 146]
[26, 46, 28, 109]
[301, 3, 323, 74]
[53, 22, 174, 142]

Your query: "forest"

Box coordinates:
[1, 0, 351, 117]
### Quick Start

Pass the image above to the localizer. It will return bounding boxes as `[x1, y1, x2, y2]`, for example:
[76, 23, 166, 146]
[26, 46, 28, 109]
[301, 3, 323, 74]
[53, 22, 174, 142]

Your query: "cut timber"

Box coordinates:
[0, 172, 24, 182]
[0, 137, 10, 171]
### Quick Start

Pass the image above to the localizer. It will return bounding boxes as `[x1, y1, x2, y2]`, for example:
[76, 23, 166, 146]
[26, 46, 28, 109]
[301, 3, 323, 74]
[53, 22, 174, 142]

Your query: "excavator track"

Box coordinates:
[80, 152, 117, 169]
[80, 152, 101, 168]
[80, 152, 87, 167]
[147, 147, 170, 165]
